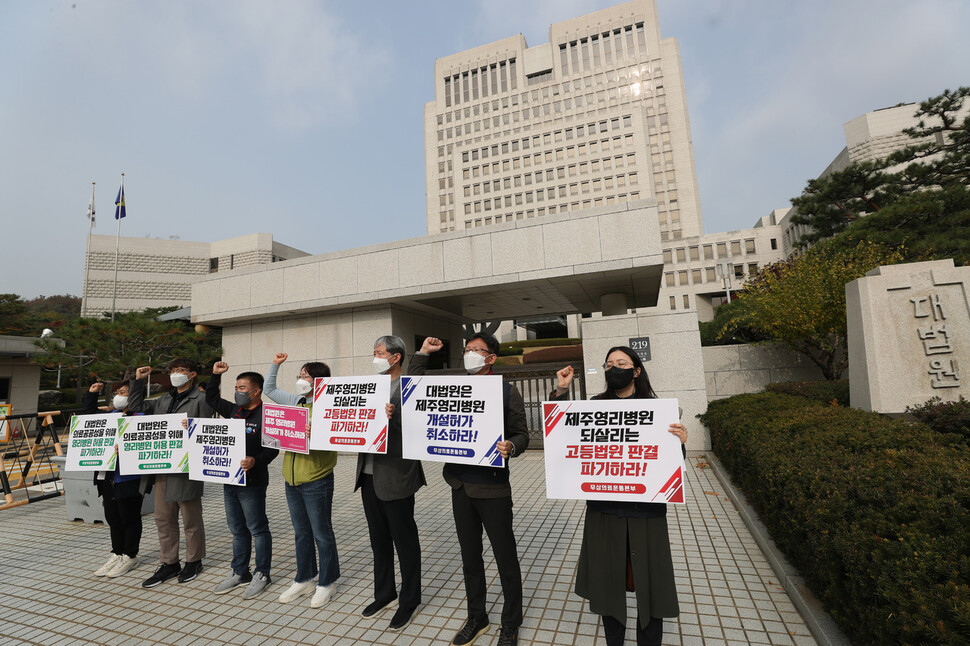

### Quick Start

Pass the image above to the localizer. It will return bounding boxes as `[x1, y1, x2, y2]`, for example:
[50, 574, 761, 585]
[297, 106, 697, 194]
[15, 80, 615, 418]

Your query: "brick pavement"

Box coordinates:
[0, 452, 817, 645]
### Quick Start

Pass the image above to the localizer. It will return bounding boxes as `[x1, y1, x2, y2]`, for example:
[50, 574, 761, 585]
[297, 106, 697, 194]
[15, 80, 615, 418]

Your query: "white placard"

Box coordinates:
[118, 413, 189, 476]
[310, 376, 391, 454]
[542, 398, 685, 503]
[187, 418, 246, 486]
[65, 413, 122, 471]
[400, 375, 505, 467]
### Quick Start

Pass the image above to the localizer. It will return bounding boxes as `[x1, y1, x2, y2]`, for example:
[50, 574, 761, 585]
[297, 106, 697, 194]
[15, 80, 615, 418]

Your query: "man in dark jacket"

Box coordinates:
[205, 362, 279, 598]
[355, 335, 426, 631]
[128, 358, 213, 588]
[410, 333, 529, 646]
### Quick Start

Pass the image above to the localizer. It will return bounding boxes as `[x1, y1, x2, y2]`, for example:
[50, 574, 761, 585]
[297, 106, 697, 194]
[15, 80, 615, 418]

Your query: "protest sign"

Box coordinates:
[118, 413, 189, 476]
[542, 398, 685, 503]
[310, 376, 390, 454]
[262, 404, 309, 454]
[400, 375, 505, 467]
[187, 418, 246, 485]
[65, 413, 122, 471]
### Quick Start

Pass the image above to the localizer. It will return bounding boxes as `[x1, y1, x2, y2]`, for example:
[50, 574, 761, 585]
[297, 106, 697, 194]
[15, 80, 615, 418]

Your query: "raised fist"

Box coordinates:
[421, 337, 444, 354]
[556, 365, 575, 389]
[135, 366, 152, 380]
[212, 361, 229, 375]
[273, 353, 288, 365]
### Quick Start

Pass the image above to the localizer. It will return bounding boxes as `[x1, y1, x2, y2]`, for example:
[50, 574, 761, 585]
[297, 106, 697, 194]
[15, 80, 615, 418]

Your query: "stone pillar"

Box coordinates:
[847, 259, 970, 413]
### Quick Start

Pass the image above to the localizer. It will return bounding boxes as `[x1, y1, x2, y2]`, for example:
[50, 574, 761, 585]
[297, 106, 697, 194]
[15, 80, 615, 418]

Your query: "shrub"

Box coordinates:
[522, 345, 584, 364]
[498, 346, 524, 356]
[907, 396, 970, 445]
[764, 380, 849, 407]
[700, 393, 970, 645]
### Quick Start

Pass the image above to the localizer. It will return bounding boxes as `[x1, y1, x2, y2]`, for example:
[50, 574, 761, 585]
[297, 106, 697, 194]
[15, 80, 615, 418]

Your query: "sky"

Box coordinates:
[3, 0, 968, 300]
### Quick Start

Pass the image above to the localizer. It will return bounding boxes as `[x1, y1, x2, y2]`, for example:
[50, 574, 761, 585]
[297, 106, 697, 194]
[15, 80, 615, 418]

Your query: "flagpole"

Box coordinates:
[82, 182, 96, 317]
[111, 173, 124, 323]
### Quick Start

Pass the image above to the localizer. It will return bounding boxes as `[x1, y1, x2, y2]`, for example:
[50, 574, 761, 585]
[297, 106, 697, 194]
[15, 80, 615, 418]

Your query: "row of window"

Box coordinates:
[662, 238, 776, 265]
[461, 192, 643, 228]
[459, 172, 640, 212]
[443, 59, 517, 107]
[437, 63, 660, 129]
[559, 23, 648, 79]
[664, 263, 760, 289]
[437, 86, 664, 146]
[463, 166, 638, 196]
[458, 116, 633, 163]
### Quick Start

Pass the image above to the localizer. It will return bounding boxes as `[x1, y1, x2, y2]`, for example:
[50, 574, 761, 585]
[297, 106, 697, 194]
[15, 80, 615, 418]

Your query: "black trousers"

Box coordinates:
[602, 615, 663, 646]
[359, 474, 421, 609]
[102, 481, 143, 558]
[452, 486, 523, 628]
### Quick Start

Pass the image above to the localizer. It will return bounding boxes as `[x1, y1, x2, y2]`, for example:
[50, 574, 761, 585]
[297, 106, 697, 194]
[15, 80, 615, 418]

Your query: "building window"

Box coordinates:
[669, 296, 676, 310]
[209, 258, 219, 273]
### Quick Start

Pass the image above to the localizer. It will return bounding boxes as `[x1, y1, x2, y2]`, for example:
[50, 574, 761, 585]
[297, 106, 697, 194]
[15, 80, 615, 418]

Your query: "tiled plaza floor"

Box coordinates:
[0, 452, 817, 645]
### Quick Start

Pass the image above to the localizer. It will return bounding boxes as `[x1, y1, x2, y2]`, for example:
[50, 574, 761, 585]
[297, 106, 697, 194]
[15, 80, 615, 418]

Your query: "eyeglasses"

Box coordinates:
[603, 361, 634, 370]
[298, 373, 312, 380]
[464, 347, 491, 356]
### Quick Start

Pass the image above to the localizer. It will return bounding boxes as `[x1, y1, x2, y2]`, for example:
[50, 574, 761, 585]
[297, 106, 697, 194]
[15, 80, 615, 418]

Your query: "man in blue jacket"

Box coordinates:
[205, 361, 279, 598]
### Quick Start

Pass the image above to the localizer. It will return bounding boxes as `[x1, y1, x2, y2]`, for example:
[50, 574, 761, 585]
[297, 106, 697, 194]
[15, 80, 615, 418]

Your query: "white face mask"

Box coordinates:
[463, 350, 488, 374]
[170, 373, 190, 388]
[112, 395, 129, 410]
[373, 357, 392, 375]
[296, 378, 313, 395]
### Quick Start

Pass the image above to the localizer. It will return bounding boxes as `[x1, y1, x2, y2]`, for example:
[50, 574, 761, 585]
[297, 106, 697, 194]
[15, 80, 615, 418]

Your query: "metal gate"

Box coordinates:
[502, 366, 586, 448]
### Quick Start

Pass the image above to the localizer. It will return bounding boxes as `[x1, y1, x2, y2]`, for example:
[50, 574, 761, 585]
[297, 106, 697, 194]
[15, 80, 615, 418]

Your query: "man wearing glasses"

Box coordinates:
[128, 358, 214, 588]
[410, 333, 529, 646]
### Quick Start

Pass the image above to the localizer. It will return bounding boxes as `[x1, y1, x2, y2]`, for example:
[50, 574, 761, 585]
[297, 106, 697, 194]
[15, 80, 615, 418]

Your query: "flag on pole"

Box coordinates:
[114, 184, 126, 220]
[87, 184, 96, 225]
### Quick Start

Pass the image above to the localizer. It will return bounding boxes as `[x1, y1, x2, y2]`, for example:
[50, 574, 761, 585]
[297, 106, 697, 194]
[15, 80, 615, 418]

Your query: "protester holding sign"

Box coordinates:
[410, 334, 528, 646]
[354, 335, 426, 631]
[553, 347, 687, 646]
[128, 359, 214, 588]
[204, 363, 278, 598]
[264, 353, 341, 609]
[83, 381, 143, 579]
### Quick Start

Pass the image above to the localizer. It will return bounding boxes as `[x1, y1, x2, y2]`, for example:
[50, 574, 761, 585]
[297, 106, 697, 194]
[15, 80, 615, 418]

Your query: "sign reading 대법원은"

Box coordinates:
[65, 413, 122, 471]
[542, 398, 685, 503]
[310, 375, 390, 454]
[118, 413, 189, 476]
[188, 418, 246, 486]
[400, 375, 505, 467]
[262, 403, 310, 454]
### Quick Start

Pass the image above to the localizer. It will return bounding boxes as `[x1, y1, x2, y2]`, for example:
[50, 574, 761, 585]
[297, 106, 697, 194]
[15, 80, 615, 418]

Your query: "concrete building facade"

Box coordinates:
[424, 0, 703, 243]
[81, 233, 308, 316]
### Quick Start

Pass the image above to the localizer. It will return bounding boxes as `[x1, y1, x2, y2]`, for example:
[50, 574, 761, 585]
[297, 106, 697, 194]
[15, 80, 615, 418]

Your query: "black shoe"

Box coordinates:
[361, 597, 396, 618]
[452, 616, 489, 645]
[497, 625, 518, 646]
[142, 562, 181, 588]
[388, 605, 417, 631]
[177, 560, 203, 583]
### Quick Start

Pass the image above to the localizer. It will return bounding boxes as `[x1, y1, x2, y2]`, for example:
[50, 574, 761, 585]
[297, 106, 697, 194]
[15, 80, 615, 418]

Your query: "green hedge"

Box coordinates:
[764, 380, 850, 407]
[907, 396, 970, 445]
[522, 345, 584, 364]
[701, 393, 970, 645]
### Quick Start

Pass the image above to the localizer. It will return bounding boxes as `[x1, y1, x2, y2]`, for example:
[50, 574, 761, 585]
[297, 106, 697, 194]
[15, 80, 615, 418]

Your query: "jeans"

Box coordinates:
[223, 484, 272, 575]
[285, 474, 340, 586]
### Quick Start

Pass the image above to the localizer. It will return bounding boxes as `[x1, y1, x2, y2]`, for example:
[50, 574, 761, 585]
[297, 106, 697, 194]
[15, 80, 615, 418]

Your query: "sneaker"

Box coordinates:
[496, 625, 518, 646]
[389, 605, 417, 631]
[242, 572, 270, 598]
[361, 597, 396, 618]
[95, 554, 122, 577]
[142, 562, 181, 588]
[451, 616, 489, 645]
[278, 579, 316, 603]
[106, 555, 140, 578]
[310, 582, 337, 608]
[213, 571, 252, 595]
[177, 560, 203, 583]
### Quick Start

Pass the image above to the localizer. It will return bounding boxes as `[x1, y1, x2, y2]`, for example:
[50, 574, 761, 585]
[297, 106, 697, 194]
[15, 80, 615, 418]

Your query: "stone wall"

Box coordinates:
[703, 343, 824, 401]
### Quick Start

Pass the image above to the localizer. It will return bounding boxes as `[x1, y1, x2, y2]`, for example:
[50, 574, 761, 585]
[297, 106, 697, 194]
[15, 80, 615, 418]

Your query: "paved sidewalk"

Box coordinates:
[0, 452, 817, 645]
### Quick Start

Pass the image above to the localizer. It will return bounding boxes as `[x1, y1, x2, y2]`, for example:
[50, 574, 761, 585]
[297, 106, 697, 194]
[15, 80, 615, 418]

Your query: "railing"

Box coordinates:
[1, 409, 79, 510]
[499, 364, 586, 448]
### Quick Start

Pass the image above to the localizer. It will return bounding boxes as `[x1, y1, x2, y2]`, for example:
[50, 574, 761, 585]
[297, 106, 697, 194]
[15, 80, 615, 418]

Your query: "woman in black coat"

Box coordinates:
[553, 346, 687, 646]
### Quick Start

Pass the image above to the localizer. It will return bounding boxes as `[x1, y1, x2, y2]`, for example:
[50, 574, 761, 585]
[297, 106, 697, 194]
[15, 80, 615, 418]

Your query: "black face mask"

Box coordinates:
[605, 367, 636, 391]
